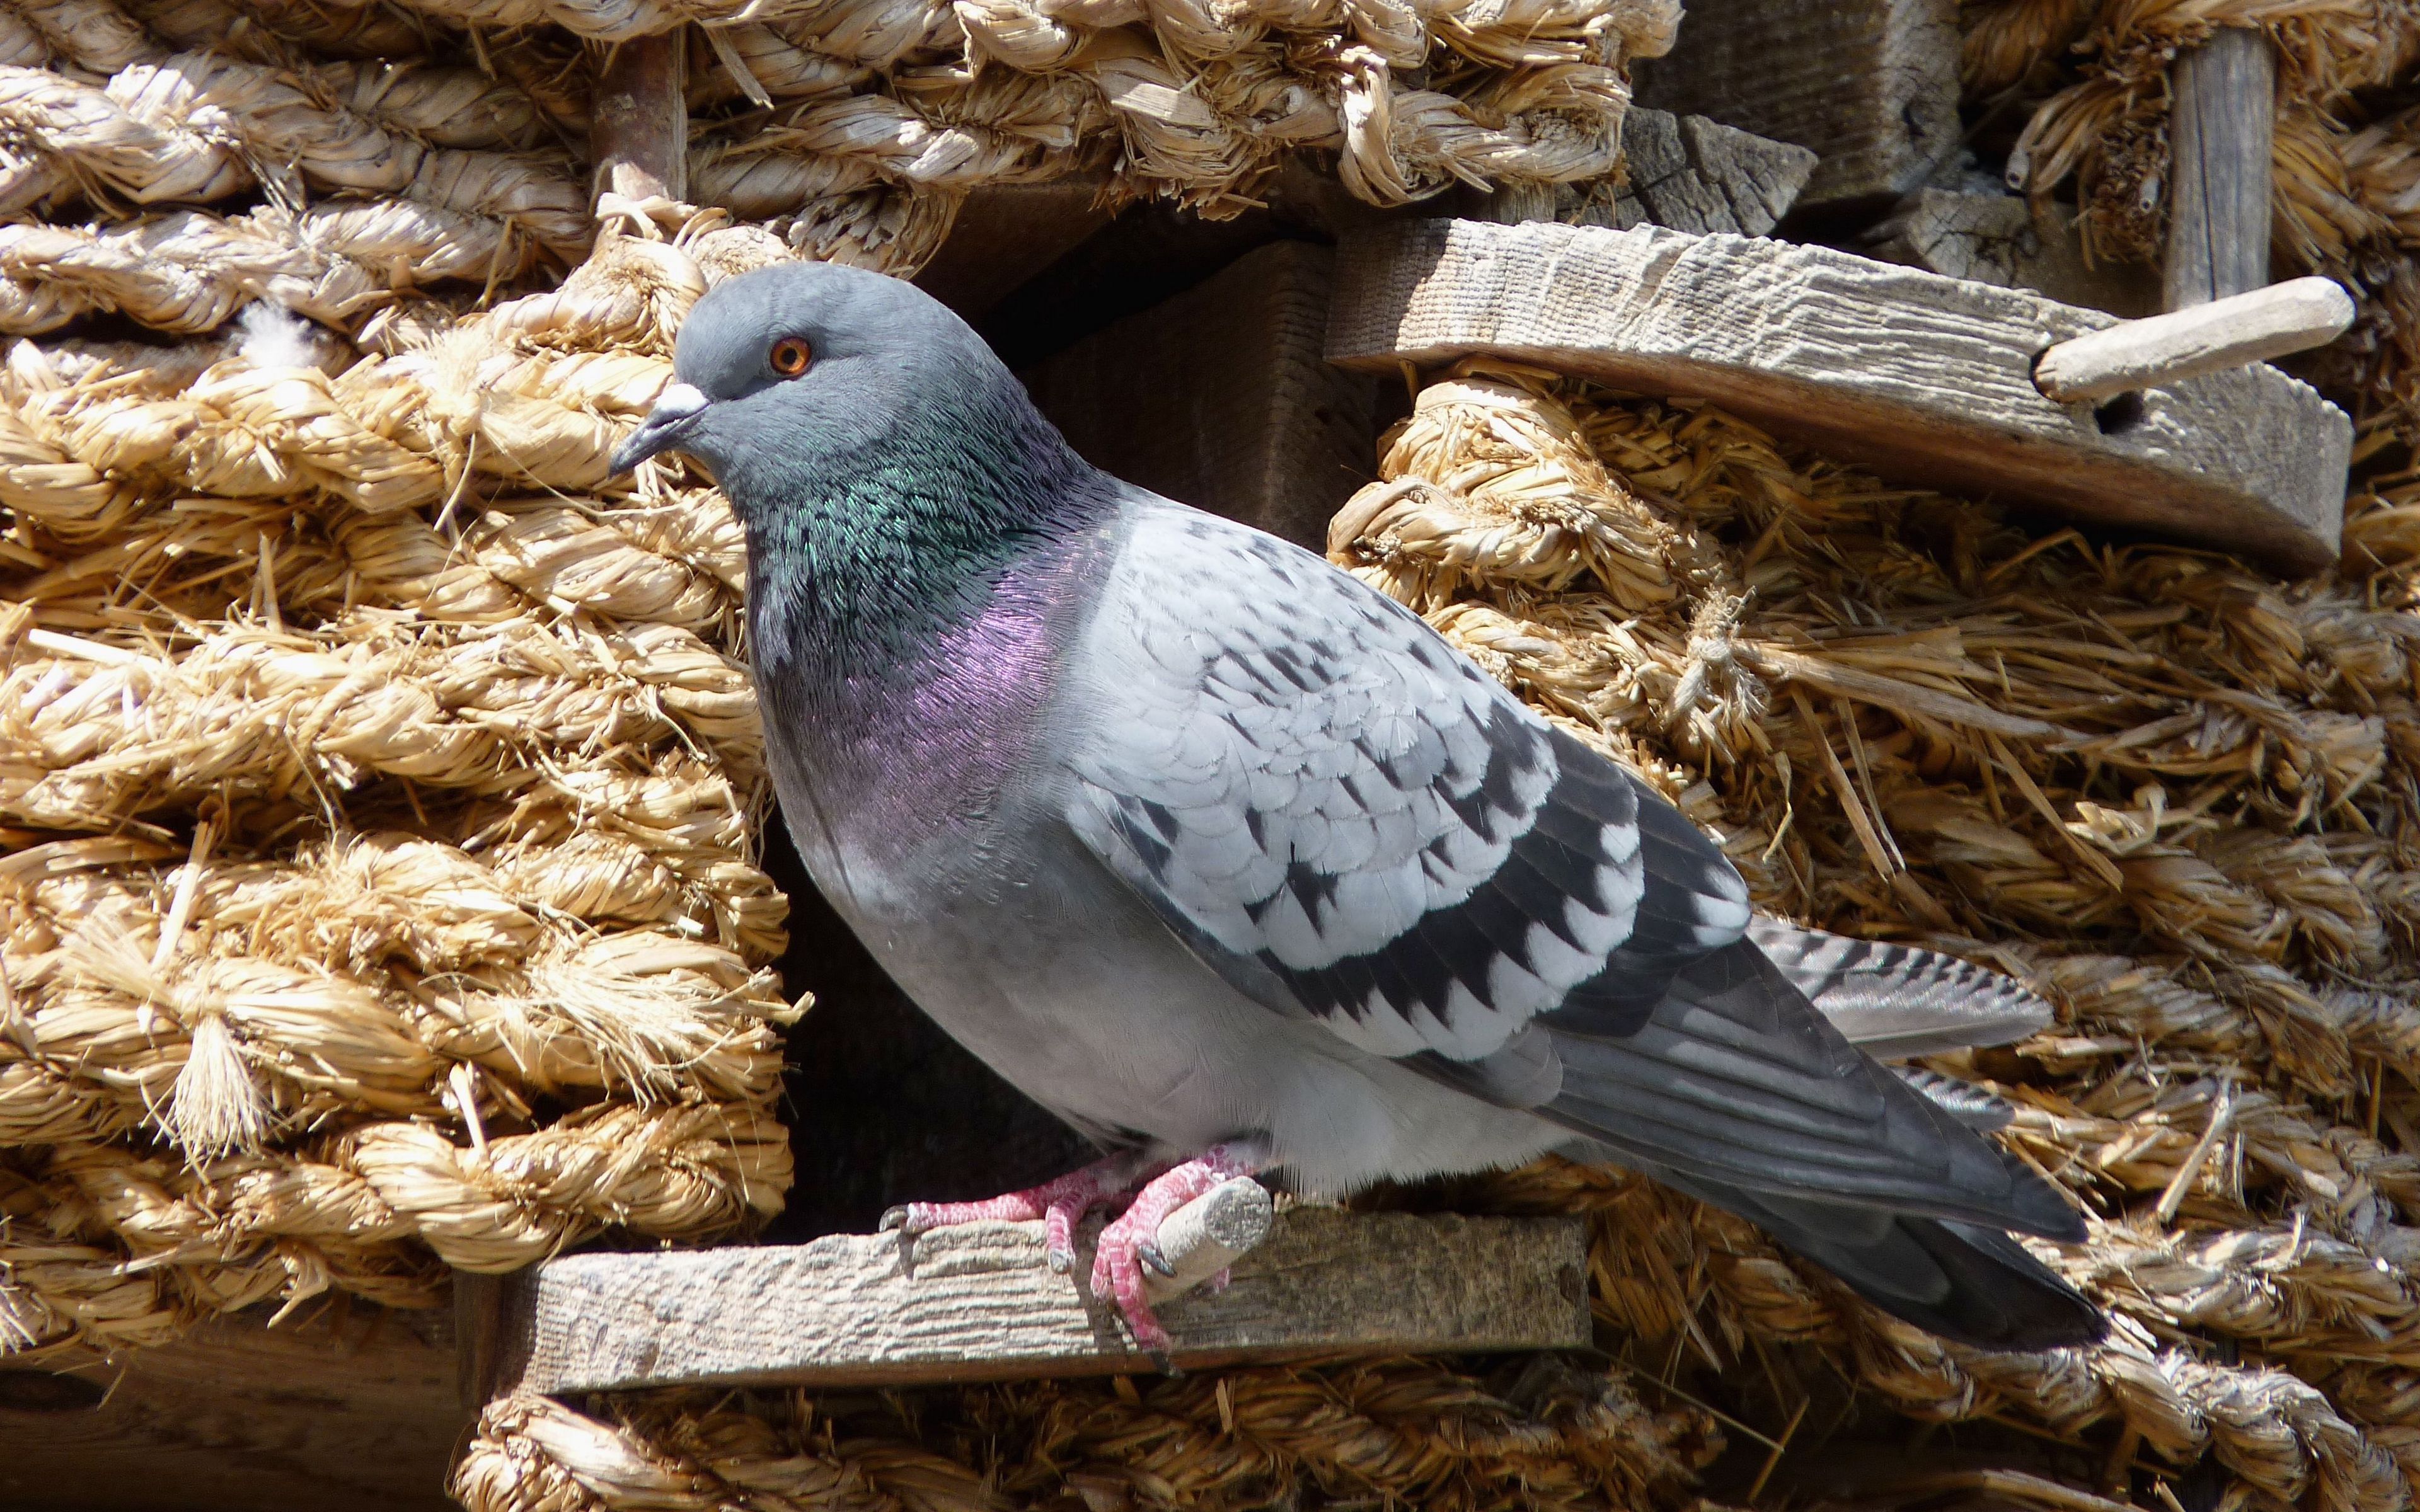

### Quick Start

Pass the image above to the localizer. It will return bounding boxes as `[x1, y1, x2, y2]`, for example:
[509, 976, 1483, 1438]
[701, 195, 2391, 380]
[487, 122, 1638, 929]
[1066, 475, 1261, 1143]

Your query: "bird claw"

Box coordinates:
[1082, 1145, 1260, 1364]
[869, 1157, 1139, 1274]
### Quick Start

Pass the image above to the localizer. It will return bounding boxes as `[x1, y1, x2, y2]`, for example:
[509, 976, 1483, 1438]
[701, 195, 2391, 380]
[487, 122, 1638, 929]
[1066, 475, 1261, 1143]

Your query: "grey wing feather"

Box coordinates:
[1066, 502, 1748, 1067]
[1753, 919, 2055, 1059]
[1062, 503, 2077, 1250]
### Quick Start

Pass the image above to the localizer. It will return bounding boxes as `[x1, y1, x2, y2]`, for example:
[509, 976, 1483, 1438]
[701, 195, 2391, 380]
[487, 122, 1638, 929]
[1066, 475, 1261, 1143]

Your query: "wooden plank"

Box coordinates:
[1865, 189, 2160, 318]
[913, 176, 1119, 319]
[493, 1208, 1590, 1393]
[1327, 219, 2351, 572]
[2165, 28, 2276, 309]
[1631, 0, 1962, 213]
[1471, 110, 1816, 236]
[0, 1305, 462, 1512]
[592, 35, 686, 205]
[1021, 240, 1380, 551]
[2035, 276, 2354, 403]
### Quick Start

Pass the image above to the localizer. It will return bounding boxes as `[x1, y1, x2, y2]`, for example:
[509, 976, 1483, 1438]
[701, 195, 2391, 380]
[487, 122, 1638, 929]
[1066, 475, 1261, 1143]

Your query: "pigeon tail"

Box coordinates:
[1751, 919, 2054, 1061]
[1644, 1163, 2105, 1349]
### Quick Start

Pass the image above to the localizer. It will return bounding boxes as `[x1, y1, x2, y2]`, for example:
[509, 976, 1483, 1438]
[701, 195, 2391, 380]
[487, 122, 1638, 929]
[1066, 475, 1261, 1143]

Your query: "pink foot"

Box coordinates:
[1088, 1143, 1260, 1356]
[880, 1152, 1143, 1273]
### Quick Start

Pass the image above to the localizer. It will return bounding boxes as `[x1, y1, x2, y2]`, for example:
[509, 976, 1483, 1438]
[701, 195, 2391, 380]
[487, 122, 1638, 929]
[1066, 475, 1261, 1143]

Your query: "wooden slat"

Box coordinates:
[1632, 0, 1962, 213]
[492, 1208, 1590, 1394]
[2165, 28, 2276, 310]
[592, 35, 686, 205]
[1327, 219, 2351, 572]
[1021, 240, 1380, 551]
[0, 1307, 462, 1512]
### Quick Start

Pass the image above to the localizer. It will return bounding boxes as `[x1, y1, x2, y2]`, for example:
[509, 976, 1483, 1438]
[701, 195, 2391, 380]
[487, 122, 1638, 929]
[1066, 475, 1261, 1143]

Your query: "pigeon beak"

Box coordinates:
[611, 381, 710, 473]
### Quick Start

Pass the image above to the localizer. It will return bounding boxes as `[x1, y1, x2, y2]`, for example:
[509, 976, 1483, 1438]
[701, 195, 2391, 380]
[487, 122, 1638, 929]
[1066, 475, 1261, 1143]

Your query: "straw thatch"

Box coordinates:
[0, 0, 1680, 316]
[453, 1356, 1723, 1512]
[1961, 0, 2420, 432]
[0, 209, 802, 1356]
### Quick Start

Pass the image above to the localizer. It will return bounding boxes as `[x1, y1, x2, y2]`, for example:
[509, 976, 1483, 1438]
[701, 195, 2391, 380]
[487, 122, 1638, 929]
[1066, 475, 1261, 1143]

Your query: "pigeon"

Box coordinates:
[611, 260, 2105, 1356]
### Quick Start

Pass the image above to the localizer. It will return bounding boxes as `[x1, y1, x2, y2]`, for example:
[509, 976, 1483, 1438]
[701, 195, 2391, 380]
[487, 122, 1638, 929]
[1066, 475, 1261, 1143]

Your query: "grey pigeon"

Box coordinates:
[611, 261, 2102, 1356]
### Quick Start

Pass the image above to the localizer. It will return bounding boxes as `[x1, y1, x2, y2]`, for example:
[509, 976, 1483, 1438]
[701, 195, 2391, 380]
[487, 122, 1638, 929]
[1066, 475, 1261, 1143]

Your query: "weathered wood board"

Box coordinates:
[0, 1306, 462, 1512]
[2165, 28, 2275, 308]
[1022, 239, 1380, 550]
[1632, 0, 1962, 213]
[1327, 219, 2351, 571]
[1608, 110, 1819, 236]
[487, 1208, 1590, 1394]
[1866, 189, 2160, 318]
[1470, 109, 1816, 237]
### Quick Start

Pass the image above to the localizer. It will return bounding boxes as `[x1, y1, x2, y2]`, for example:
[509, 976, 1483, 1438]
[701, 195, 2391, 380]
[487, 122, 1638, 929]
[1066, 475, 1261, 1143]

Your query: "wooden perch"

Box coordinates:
[2034, 276, 2354, 403]
[2165, 27, 2276, 309]
[592, 35, 687, 206]
[1327, 219, 2351, 572]
[478, 1208, 1589, 1394]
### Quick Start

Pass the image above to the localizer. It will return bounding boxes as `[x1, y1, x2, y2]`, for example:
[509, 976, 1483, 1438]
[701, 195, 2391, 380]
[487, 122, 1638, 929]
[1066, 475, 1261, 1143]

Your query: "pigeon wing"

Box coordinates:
[1062, 507, 2077, 1235]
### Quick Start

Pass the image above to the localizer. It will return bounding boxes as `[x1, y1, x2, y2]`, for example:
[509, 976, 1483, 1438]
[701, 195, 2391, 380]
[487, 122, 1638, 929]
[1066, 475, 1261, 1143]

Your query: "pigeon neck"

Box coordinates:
[734, 377, 1109, 672]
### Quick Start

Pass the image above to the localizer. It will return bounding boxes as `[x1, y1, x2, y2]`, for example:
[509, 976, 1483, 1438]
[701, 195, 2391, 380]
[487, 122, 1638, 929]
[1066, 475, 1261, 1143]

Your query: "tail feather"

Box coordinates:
[1753, 919, 2053, 1060]
[1533, 932, 2103, 1351]
[1646, 1165, 2106, 1351]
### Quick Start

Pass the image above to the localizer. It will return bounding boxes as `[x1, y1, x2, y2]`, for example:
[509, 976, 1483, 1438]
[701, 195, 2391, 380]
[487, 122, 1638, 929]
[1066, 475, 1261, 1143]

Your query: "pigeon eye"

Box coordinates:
[770, 338, 812, 377]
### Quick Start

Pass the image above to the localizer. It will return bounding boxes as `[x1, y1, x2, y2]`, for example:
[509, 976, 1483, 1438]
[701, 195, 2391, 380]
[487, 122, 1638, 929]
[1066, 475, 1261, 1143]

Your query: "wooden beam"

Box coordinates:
[2164, 27, 2276, 309]
[485, 1208, 1589, 1394]
[0, 1307, 463, 1512]
[1021, 241, 1381, 551]
[1611, 111, 1818, 237]
[1631, 0, 1962, 214]
[1327, 219, 2350, 572]
[592, 34, 687, 206]
[2034, 276, 2354, 403]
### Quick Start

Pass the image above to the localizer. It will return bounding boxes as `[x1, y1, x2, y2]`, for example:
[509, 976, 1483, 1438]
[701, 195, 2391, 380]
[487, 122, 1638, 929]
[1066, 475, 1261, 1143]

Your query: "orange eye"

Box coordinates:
[770, 337, 812, 377]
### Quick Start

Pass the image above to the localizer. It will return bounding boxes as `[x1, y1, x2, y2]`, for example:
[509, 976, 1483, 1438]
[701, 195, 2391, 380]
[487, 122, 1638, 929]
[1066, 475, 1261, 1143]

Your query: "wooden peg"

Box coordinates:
[2164, 28, 2275, 309]
[2033, 275, 2354, 403]
[592, 32, 688, 208]
[1140, 1176, 1274, 1303]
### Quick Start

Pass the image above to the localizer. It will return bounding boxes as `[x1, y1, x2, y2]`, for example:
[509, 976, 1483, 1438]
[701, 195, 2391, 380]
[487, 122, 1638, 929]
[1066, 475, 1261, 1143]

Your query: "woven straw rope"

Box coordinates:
[0, 0, 1681, 336]
[0, 212, 802, 1356]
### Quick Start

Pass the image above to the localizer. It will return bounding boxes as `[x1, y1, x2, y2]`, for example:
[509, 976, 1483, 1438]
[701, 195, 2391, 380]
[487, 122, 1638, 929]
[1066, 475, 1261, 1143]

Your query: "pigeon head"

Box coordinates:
[609, 260, 1072, 518]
